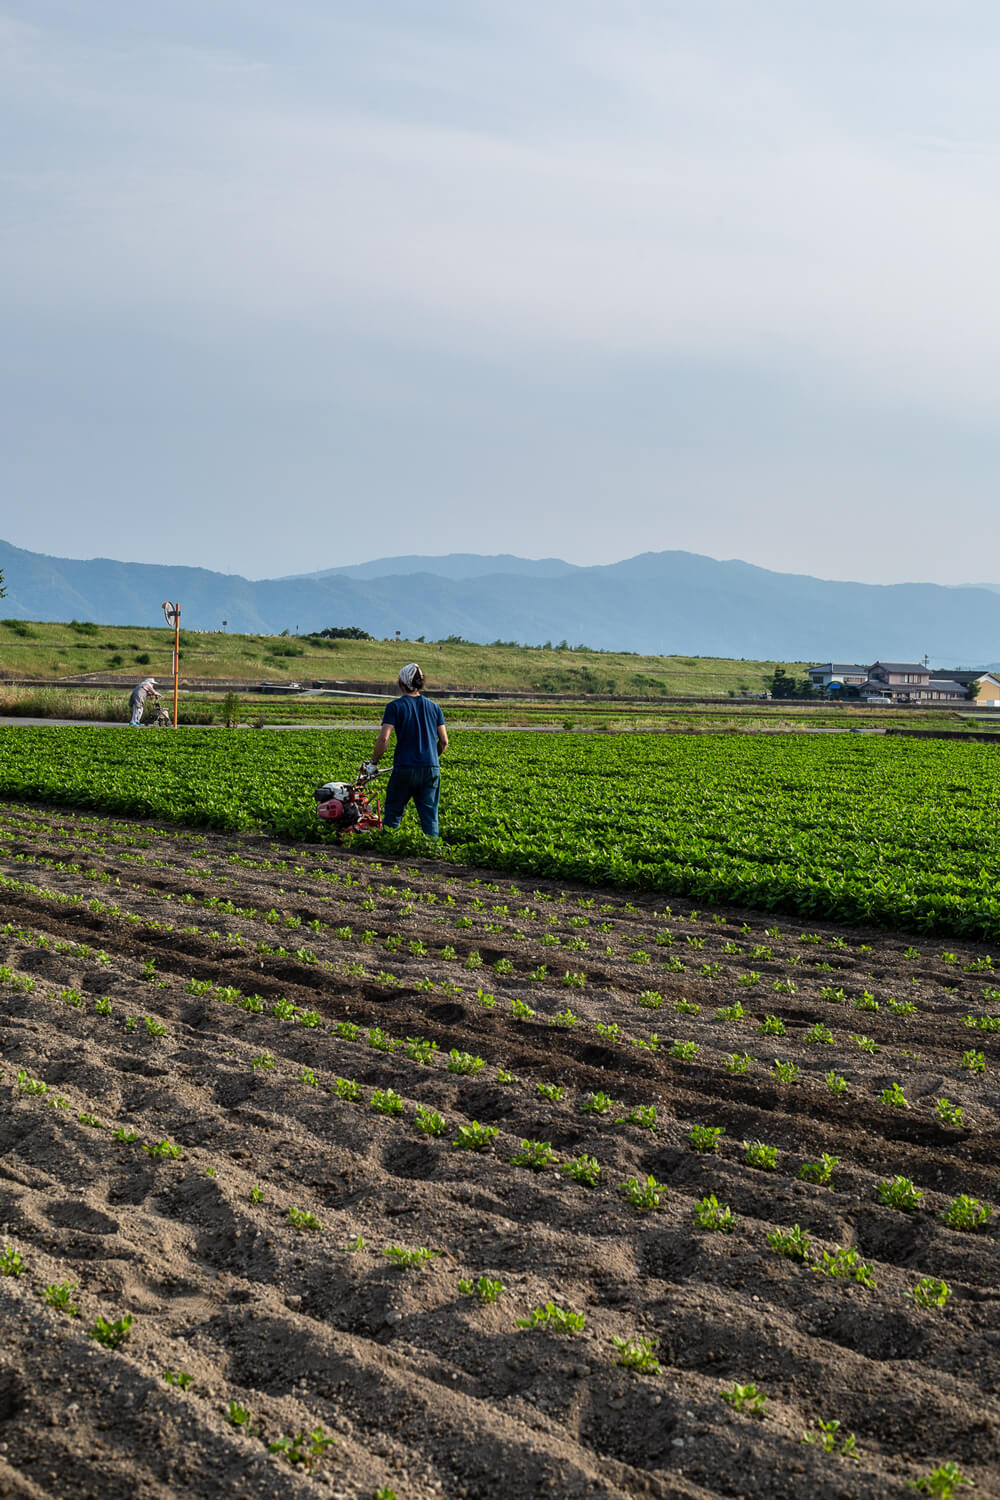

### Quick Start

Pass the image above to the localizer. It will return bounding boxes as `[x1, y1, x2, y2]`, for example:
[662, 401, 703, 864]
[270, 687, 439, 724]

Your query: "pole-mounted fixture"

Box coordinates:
[161, 602, 180, 728]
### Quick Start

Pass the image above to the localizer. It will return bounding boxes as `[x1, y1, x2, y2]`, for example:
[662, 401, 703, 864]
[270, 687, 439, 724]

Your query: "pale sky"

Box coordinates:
[4, 2, 1000, 583]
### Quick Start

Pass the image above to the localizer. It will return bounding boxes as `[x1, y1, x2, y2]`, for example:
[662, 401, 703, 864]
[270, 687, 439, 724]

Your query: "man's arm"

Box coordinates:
[370, 724, 393, 764]
[437, 724, 448, 754]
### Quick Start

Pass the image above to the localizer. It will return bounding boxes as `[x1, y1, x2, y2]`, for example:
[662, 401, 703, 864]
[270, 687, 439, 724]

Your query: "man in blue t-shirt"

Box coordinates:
[367, 663, 448, 837]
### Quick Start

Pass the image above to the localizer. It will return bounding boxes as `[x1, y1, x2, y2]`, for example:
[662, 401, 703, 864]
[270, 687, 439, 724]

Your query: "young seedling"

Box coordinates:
[452, 1122, 498, 1152]
[768, 1224, 812, 1261]
[249, 1186, 265, 1204]
[637, 990, 664, 1009]
[907, 1277, 950, 1309]
[757, 1015, 785, 1036]
[961, 1049, 986, 1074]
[939, 1194, 992, 1231]
[516, 1303, 586, 1332]
[333, 1077, 361, 1101]
[458, 1275, 503, 1304]
[414, 1105, 447, 1137]
[226, 1399, 253, 1428]
[612, 1335, 660, 1374]
[797, 1153, 838, 1187]
[819, 985, 846, 1003]
[581, 1091, 618, 1114]
[267, 1428, 336, 1469]
[802, 1418, 857, 1458]
[849, 1033, 879, 1053]
[909, 1463, 972, 1496]
[537, 1081, 564, 1102]
[714, 1001, 744, 1022]
[143, 1138, 183, 1160]
[669, 1039, 699, 1060]
[693, 1195, 737, 1233]
[370, 1088, 404, 1116]
[743, 1140, 778, 1171]
[383, 1245, 440, 1269]
[510, 1139, 558, 1170]
[772, 979, 796, 996]
[560, 1154, 600, 1186]
[549, 1007, 578, 1025]
[725, 1052, 753, 1074]
[876, 1176, 924, 1212]
[687, 1124, 725, 1153]
[332, 1020, 359, 1040]
[889, 998, 918, 1017]
[771, 1060, 799, 1083]
[88, 1312, 133, 1349]
[934, 1098, 964, 1126]
[854, 991, 879, 1012]
[163, 1369, 193, 1388]
[825, 1070, 849, 1095]
[616, 1103, 658, 1132]
[675, 998, 701, 1016]
[621, 1175, 668, 1211]
[721, 1382, 766, 1416]
[815, 1246, 876, 1288]
[804, 1022, 834, 1045]
[287, 1207, 322, 1232]
[112, 1127, 138, 1144]
[299, 1066, 318, 1088]
[251, 1052, 276, 1072]
[42, 1280, 79, 1316]
[447, 1049, 485, 1076]
[880, 1082, 909, 1109]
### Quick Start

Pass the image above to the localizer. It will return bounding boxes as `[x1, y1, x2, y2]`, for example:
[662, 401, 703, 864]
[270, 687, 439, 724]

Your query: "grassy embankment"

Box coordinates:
[0, 617, 803, 695]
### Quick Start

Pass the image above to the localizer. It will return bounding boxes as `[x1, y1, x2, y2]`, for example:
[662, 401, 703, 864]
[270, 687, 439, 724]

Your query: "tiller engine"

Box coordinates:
[314, 763, 383, 838]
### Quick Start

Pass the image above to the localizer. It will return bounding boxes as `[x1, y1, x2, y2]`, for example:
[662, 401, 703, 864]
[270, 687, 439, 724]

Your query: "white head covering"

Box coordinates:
[143, 678, 156, 688]
[399, 663, 421, 689]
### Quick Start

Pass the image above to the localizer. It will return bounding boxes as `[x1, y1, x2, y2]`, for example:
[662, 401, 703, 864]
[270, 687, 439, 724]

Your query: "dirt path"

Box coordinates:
[0, 801, 997, 1499]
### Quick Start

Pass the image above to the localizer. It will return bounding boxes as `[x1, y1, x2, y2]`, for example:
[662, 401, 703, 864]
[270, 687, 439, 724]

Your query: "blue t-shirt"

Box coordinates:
[382, 694, 445, 768]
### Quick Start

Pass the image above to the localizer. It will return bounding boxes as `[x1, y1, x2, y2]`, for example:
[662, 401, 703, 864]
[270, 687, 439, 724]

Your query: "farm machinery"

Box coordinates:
[314, 762, 383, 838]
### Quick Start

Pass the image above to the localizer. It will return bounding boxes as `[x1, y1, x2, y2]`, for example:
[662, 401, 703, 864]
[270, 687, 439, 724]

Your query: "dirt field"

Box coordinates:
[0, 800, 997, 1500]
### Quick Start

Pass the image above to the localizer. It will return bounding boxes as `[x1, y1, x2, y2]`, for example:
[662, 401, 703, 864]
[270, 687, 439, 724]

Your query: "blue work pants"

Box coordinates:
[383, 766, 440, 838]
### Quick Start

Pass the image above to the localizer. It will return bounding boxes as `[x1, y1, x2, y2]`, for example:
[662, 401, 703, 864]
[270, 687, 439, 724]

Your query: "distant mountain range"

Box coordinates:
[1, 537, 999, 664]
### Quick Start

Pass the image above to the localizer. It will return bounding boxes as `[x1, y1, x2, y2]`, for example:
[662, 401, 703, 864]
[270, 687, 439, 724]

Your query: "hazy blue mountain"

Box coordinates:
[2, 536, 1000, 662]
[282, 554, 581, 582]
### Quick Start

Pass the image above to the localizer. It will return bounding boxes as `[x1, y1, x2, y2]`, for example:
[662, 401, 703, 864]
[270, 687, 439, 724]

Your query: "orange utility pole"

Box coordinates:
[161, 602, 180, 727]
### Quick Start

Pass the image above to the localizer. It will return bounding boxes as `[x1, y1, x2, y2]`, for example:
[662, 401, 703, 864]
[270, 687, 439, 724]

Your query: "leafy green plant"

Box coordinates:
[383, 1245, 440, 1269]
[888, 998, 917, 1017]
[961, 1049, 986, 1074]
[621, 1174, 668, 1211]
[0, 1246, 24, 1277]
[815, 1246, 876, 1288]
[757, 1015, 785, 1036]
[876, 1176, 924, 1211]
[163, 1369, 193, 1388]
[802, 1418, 857, 1458]
[561, 1153, 600, 1186]
[797, 1153, 838, 1187]
[453, 1122, 498, 1151]
[516, 1303, 586, 1332]
[251, 1051, 275, 1072]
[42, 1280, 79, 1316]
[743, 1140, 778, 1171]
[675, 998, 701, 1016]
[510, 1139, 558, 1170]
[714, 1001, 744, 1022]
[447, 1049, 485, 1076]
[736, 971, 761, 987]
[880, 1081, 909, 1109]
[226, 1399, 253, 1428]
[721, 1381, 766, 1415]
[768, 1224, 812, 1261]
[825, 1070, 849, 1094]
[510, 998, 536, 1018]
[370, 1088, 404, 1116]
[249, 1186, 265, 1204]
[458, 1275, 503, 1303]
[725, 1052, 753, 1073]
[804, 1022, 834, 1044]
[88, 1312, 133, 1348]
[333, 1077, 361, 1100]
[849, 1033, 879, 1053]
[287, 1207, 322, 1232]
[267, 1428, 336, 1468]
[771, 1059, 799, 1083]
[693, 1194, 737, 1233]
[536, 1081, 563, 1101]
[414, 1105, 447, 1137]
[934, 1097, 964, 1126]
[637, 990, 663, 1008]
[669, 1039, 698, 1060]
[907, 1277, 950, 1309]
[939, 1194, 992, 1231]
[854, 990, 879, 1012]
[908, 1463, 972, 1496]
[612, 1334, 660, 1374]
[143, 1138, 183, 1160]
[617, 1103, 658, 1132]
[687, 1124, 725, 1153]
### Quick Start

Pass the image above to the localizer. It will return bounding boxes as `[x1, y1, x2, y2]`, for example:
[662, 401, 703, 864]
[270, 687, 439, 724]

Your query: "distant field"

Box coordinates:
[0, 618, 804, 696]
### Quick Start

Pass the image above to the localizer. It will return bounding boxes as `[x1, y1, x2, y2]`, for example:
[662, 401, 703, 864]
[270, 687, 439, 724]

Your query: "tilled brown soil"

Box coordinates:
[0, 800, 997, 1500]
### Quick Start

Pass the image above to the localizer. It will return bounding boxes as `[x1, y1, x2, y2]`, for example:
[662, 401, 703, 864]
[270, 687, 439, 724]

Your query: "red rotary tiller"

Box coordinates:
[314, 764, 383, 840]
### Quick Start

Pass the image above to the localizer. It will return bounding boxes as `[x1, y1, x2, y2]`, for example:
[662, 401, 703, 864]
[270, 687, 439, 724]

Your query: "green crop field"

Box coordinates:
[2, 725, 999, 938]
